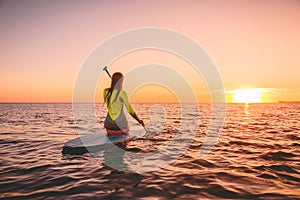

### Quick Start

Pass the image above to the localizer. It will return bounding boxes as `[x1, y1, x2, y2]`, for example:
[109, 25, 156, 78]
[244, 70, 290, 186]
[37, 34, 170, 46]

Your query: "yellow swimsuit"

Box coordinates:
[103, 88, 138, 130]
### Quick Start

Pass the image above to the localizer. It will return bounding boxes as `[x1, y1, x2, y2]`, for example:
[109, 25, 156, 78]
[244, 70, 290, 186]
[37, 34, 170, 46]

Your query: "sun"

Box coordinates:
[230, 88, 266, 103]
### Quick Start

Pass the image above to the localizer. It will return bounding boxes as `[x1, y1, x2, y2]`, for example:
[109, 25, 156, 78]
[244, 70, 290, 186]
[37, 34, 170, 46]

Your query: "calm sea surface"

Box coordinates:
[0, 103, 299, 199]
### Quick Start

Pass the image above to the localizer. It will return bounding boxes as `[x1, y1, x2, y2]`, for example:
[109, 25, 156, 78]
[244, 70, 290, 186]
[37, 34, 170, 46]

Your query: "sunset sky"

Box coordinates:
[1, 0, 299, 103]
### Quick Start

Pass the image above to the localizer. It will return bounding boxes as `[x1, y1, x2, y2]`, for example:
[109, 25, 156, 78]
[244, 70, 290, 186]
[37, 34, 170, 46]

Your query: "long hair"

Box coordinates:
[105, 72, 123, 106]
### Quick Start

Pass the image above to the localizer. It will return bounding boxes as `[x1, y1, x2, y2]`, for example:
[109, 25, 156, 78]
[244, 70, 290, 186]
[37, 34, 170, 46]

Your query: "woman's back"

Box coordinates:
[104, 88, 134, 121]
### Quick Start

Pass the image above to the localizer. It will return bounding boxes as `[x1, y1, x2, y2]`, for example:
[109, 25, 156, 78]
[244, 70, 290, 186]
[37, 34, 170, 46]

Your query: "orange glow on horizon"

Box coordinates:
[130, 84, 179, 103]
[228, 88, 267, 103]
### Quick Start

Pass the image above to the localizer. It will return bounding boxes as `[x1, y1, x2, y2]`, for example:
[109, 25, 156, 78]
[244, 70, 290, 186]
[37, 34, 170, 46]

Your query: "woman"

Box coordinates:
[103, 72, 144, 134]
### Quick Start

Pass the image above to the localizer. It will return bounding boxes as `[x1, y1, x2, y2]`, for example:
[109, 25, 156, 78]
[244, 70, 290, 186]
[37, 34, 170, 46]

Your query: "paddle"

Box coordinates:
[103, 66, 112, 78]
[102, 66, 150, 135]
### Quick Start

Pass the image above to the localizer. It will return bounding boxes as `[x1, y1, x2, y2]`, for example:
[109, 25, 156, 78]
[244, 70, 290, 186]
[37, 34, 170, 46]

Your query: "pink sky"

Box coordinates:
[1, 0, 299, 102]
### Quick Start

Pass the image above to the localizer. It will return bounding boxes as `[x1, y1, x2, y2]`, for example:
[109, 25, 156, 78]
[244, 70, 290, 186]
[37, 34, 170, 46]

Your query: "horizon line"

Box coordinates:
[0, 101, 288, 104]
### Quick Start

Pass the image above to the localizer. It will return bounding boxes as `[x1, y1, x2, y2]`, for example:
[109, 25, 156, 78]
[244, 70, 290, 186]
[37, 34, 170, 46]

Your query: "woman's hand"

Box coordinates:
[139, 120, 145, 127]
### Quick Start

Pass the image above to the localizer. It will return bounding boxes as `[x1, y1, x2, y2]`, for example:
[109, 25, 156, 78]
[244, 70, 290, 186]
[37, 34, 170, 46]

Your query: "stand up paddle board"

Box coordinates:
[62, 126, 146, 154]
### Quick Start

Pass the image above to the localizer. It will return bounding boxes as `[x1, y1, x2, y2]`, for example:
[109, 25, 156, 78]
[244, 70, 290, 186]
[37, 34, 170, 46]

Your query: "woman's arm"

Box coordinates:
[121, 91, 143, 125]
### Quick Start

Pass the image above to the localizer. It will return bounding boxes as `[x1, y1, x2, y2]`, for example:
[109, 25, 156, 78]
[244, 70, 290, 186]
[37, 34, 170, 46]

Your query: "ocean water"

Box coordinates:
[0, 103, 299, 199]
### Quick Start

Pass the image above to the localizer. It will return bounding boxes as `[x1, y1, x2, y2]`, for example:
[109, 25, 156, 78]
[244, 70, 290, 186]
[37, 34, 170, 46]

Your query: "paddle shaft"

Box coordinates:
[103, 66, 112, 78]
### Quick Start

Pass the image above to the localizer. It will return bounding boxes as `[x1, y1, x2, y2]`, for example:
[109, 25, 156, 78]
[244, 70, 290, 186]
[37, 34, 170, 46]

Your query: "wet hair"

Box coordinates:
[104, 72, 123, 106]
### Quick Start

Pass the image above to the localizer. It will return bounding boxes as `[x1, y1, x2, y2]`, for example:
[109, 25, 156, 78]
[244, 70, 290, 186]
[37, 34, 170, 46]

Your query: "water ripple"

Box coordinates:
[0, 103, 299, 199]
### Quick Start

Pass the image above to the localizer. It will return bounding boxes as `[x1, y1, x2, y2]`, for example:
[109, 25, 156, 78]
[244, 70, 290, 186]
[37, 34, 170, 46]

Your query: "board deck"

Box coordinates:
[63, 126, 146, 149]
